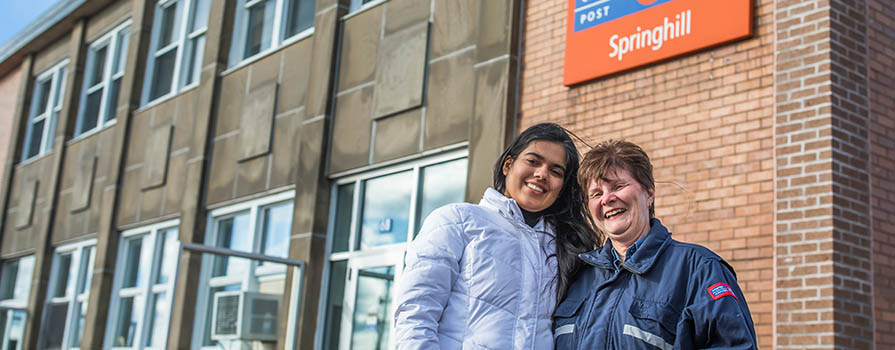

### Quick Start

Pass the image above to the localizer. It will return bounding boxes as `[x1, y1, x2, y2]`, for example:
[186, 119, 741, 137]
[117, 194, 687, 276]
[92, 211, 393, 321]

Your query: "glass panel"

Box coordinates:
[113, 295, 144, 347]
[43, 302, 69, 349]
[360, 171, 413, 249]
[51, 253, 73, 298]
[416, 159, 468, 233]
[34, 79, 52, 114]
[323, 260, 347, 350]
[122, 236, 147, 288]
[144, 291, 170, 349]
[350, 266, 394, 350]
[182, 35, 205, 86]
[284, 0, 315, 38]
[332, 184, 354, 253]
[53, 68, 66, 109]
[13, 257, 33, 301]
[149, 50, 176, 100]
[113, 30, 130, 74]
[69, 300, 87, 348]
[261, 203, 293, 260]
[155, 228, 178, 285]
[47, 109, 59, 152]
[78, 247, 94, 295]
[157, 3, 178, 49]
[105, 78, 121, 123]
[82, 90, 102, 132]
[243, 0, 274, 57]
[0, 261, 19, 300]
[88, 45, 108, 88]
[212, 214, 251, 277]
[190, 0, 211, 32]
[25, 119, 44, 159]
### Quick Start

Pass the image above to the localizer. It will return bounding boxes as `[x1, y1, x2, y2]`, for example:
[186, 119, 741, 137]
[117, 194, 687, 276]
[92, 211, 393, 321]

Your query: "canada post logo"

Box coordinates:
[564, 0, 754, 85]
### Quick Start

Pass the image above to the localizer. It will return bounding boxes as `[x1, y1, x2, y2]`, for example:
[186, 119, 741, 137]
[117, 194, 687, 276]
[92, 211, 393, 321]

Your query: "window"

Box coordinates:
[228, 0, 314, 66]
[0, 255, 35, 350]
[193, 192, 294, 349]
[348, 0, 380, 12]
[40, 241, 95, 350]
[142, 0, 211, 104]
[22, 60, 67, 161]
[106, 221, 179, 350]
[76, 21, 131, 137]
[320, 152, 467, 350]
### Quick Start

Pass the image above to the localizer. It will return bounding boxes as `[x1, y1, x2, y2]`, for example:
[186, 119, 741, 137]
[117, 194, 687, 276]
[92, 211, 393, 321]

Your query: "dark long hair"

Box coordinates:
[492, 123, 600, 305]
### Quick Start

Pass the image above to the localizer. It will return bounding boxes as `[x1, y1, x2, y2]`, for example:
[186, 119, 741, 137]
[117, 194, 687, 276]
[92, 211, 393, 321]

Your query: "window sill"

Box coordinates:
[136, 83, 201, 113]
[220, 27, 315, 77]
[68, 120, 118, 145]
[17, 151, 53, 168]
[343, 0, 389, 20]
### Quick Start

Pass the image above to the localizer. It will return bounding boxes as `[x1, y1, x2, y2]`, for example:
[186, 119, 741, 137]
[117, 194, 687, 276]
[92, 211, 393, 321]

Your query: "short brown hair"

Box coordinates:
[578, 140, 655, 217]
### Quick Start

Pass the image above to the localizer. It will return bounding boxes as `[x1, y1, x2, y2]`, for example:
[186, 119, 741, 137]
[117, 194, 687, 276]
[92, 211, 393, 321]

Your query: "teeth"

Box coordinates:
[526, 183, 544, 193]
[604, 208, 625, 219]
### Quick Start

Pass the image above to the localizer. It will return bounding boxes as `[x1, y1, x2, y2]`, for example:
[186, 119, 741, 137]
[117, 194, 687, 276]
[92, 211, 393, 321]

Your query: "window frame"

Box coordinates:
[347, 0, 385, 13]
[39, 240, 96, 350]
[141, 0, 210, 106]
[104, 219, 180, 350]
[192, 191, 295, 350]
[74, 20, 132, 138]
[21, 60, 68, 162]
[0, 255, 36, 350]
[228, 0, 315, 68]
[315, 149, 468, 350]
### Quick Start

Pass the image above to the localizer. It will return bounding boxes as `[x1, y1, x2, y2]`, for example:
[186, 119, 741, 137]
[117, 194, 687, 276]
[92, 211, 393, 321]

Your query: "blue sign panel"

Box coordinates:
[573, 0, 675, 33]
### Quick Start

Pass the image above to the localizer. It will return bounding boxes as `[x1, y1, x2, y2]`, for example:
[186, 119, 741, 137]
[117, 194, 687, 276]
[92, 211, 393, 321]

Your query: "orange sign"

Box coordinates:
[564, 0, 753, 85]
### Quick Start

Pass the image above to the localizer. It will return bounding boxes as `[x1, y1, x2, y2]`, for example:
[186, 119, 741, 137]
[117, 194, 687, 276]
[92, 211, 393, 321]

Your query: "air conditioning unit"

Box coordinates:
[211, 291, 281, 341]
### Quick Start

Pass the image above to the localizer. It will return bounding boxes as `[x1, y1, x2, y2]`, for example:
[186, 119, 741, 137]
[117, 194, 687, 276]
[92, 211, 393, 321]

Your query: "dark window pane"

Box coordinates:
[158, 4, 177, 49]
[0, 261, 19, 300]
[122, 237, 145, 288]
[149, 50, 176, 100]
[183, 35, 205, 86]
[244, 1, 273, 57]
[284, 0, 315, 38]
[51, 254, 73, 298]
[43, 302, 69, 349]
[105, 78, 121, 123]
[26, 119, 45, 158]
[323, 260, 347, 350]
[34, 80, 52, 115]
[359, 171, 413, 249]
[89, 46, 108, 88]
[332, 184, 354, 253]
[81, 90, 102, 132]
[114, 296, 144, 347]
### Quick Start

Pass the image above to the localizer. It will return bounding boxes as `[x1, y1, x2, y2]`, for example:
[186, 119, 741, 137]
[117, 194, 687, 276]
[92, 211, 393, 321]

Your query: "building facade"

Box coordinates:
[0, 0, 891, 349]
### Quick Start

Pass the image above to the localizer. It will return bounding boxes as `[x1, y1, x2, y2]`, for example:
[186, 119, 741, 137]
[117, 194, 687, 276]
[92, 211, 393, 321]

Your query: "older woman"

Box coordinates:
[554, 140, 757, 349]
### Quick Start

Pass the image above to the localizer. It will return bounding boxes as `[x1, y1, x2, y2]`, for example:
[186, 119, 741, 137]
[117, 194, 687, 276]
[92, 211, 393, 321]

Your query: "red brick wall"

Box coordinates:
[519, 1, 775, 348]
[868, 0, 895, 347]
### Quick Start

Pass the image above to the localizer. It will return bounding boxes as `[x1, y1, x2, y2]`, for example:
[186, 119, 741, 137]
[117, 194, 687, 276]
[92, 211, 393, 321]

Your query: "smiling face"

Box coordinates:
[586, 167, 654, 247]
[502, 140, 567, 213]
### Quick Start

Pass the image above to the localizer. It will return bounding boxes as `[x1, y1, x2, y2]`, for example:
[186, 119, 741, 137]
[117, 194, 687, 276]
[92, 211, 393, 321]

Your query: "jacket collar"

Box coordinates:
[578, 218, 671, 274]
[480, 188, 551, 235]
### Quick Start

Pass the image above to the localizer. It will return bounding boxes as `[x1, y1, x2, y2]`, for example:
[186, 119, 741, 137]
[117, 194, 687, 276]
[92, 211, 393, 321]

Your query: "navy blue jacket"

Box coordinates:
[554, 219, 757, 349]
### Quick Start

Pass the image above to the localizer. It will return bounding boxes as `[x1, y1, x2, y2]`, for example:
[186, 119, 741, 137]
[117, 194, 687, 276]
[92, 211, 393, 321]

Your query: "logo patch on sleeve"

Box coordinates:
[707, 282, 737, 300]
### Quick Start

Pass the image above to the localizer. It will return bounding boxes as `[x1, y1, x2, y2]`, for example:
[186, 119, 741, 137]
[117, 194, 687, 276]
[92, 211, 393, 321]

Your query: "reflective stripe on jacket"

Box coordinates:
[394, 188, 557, 350]
[554, 219, 757, 349]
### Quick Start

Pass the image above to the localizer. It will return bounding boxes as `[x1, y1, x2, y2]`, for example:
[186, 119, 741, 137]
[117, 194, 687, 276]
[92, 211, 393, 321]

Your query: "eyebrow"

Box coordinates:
[523, 151, 566, 172]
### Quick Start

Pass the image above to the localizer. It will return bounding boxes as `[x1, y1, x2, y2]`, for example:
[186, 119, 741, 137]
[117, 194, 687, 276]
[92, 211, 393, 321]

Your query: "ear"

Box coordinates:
[501, 156, 513, 176]
[647, 189, 655, 206]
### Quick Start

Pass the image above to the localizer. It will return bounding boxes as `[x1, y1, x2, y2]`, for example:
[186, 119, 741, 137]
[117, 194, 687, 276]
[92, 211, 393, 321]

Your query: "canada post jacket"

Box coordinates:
[554, 219, 757, 350]
[394, 188, 558, 350]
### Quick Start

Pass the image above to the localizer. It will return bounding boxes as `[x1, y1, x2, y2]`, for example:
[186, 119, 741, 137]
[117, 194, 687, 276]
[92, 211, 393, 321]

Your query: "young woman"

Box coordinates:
[393, 123, 598, 350]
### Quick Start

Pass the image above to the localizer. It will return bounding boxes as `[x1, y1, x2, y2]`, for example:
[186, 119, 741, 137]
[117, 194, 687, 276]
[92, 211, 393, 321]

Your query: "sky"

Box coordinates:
[0, 0, 62, 48]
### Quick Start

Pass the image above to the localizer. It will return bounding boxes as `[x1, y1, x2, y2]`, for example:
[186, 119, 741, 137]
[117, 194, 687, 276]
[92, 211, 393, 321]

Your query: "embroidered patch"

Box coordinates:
[707, 282, 737, 300]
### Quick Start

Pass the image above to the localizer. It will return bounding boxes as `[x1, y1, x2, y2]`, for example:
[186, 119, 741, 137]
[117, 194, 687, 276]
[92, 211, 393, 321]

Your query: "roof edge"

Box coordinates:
[0, 0, 86, 75]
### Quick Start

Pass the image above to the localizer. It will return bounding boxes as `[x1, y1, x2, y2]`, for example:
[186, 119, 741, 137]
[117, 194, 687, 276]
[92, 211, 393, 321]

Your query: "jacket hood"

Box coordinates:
[480, 188, 552, 236]
[579, 218, 671, 274]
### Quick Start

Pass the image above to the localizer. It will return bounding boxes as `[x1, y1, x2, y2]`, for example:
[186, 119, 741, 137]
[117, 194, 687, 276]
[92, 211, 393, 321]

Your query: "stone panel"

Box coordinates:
[33, 36, 70, 74]
[306, 7, 338, 118]
[163, 152, 187, 217]
[238, 82, 277, 161]
[373, 108, 421, 163]
[139, 185, 163, 223]
[172, 89, 199, 152]
[125, 111, 150, 167]
[468, 58, 513, 202]
[278, 39, 312, 114]
[330, 85, 374, 173]
[85, 0, 133, 41]
[142, 124, 173, 189]
[476, 0, 516, 61]
[293, 118, 329, 235]
[235, 153, 269, 199]
[338, 6, 382, 90]
[71, 153, 97, 212]
[217, 69, 249, 137]
[249, 51, 282, 91]
[425, 49, 474, 149]
[270, 110, 302, 188]
[384, 0, 429, 36]
[117, 169, 140, 226]
[373, 22, 428, 118]
[16, 179, 38, 229]
[207, 135, 238, 205]
[431, 0, 477, 58]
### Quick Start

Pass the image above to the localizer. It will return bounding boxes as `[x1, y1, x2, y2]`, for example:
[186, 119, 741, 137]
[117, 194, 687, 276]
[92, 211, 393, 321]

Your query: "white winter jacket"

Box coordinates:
[394, 188, 557, 350]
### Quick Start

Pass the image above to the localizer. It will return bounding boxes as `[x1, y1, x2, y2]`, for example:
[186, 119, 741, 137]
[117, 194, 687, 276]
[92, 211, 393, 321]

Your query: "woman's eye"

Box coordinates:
[614, 184, 624, 191]
[551, 169, 563, 176]
[526, 158, 538, 165]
